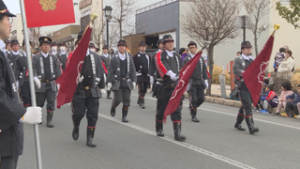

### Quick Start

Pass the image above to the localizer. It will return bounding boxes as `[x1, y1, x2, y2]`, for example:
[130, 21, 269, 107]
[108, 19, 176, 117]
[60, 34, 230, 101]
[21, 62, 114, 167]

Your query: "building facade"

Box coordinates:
[10, 14, 23, 44]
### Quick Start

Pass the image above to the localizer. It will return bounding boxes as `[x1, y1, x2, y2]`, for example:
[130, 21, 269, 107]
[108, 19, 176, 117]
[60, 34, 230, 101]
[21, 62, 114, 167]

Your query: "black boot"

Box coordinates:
[140, 97, 145, 109]
[107, 91, 112, 99]
[245, 117, 259, 134]
[110, 107, 116, 117]
[46, 111, 54, 128]
[190, 109, 200, 122]
[137, 97, 141, 106]
[155, 121, 164, 137]
[72, 126, 79, 140]
[122, 107, 129, 123]
[173, 122, 186, 142]
[234, 114, 245, 131]
[86, 128, 97, 147]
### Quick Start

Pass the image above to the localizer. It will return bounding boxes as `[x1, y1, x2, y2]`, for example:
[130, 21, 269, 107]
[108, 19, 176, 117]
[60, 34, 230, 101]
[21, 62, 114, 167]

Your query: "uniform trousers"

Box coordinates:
[0, 156, 19, 169]
[112, 88, 131, 108]
[72, 91, 99, 127]
[138, 82, 148, 97]
[36, 82, 56, 111]
[238, 86, 253, 118]
[20, 81, 31, 106]
[155, 85, 182, 122]
[188, 85, 205, 109]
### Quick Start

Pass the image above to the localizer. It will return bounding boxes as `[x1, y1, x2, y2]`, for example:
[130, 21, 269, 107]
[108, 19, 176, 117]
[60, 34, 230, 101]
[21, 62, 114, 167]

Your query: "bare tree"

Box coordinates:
[243, 0, 270, 56]
[181, 0, 240, 95]
[113, 0, 136, 39]
[92, 20, 106, 49]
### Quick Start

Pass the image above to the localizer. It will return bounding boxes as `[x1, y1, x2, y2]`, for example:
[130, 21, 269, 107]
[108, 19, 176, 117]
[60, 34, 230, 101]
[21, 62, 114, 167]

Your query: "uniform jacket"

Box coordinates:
[0, 49, 26, 157]
[58, 52, 68, 71]
[8, 51, 19, 71]
[32, 53, 62, 92]
[107, 52, 137, 91]
[75, 51, 106, 99]
[15, 51, 29, 86]
[183, 54, 208, 90]
[133, 51, 151, 83]
[100, 53, 111, 71]
[149, 50, 160, 77]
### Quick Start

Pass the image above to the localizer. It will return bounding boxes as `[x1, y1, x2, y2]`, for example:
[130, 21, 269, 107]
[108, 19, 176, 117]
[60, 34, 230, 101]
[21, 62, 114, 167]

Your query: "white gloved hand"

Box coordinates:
[78, 76, 84, 83]
[150, 76, 154, 85]
[205, 80, 208, 89]
[170, 72, 178, 81]
[107, 82, 112, 91]
[21, 107, 42, 124]
[34, 77, 41, 89]
[133, 82, 136, 89]
[100, 89, 106, 95]
[16, 81, 19, 88]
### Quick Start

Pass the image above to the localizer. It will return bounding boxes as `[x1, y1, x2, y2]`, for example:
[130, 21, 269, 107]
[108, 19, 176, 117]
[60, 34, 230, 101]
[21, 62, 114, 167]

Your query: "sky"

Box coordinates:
[4, 0, 162, 15]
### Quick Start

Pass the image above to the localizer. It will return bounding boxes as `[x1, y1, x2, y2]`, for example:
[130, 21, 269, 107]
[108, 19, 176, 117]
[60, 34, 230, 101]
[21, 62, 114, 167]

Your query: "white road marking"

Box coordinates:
[132, 94, 300, 131]
[99, 113, 256, 169]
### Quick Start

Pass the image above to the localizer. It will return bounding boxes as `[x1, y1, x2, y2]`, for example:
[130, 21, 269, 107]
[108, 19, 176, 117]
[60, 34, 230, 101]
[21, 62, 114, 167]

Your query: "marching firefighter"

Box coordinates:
[58, 42, 68, 71]
[107, 40, 136, 123]
[183, 41, 208, 122]
[15, 40, 33, 108]
[71, 31, 106, 148]
[153, 35, 186, 141]
[32, 36, 62, 128]
[133, 41, 151, 109]
[233, 41, 259, 134]
[149, 39, 163, 93]
[50, 42, 58, 55]
[101, 45, 112, 99]
[8, 39, 21, 71]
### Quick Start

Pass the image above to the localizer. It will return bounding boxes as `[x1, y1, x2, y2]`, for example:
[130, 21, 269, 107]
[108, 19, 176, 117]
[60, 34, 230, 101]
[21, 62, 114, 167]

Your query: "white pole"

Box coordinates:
[18, 0, 43, 168]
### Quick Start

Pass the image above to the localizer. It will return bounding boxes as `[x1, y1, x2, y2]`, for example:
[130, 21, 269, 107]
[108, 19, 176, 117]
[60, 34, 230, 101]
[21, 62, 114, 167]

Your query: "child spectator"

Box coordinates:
[260, 83, 278, 114]
[284, 84, 300, 118]
[274, 81, 294, 115]
[253, 79, 269, 112]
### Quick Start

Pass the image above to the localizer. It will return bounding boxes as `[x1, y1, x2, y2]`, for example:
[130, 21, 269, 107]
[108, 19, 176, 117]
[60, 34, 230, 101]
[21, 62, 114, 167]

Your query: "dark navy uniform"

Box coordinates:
[154, 35, 186, 141]
[57, 43, 68, 71]
[8, 40, 20, 71]
[183, 41, 208, 122]
[32, 37, 62, 128]
[100, 45, 112, 99]
[133, 42, 151, 109]
[233, 41, 259, 134]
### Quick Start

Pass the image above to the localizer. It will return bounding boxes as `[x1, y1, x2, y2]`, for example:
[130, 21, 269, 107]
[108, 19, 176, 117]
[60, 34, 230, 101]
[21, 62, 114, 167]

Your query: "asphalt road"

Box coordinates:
[19, 90, 300, 169]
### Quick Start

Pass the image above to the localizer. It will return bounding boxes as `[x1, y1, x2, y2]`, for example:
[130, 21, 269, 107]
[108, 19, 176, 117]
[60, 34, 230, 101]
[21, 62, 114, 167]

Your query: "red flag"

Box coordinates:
[163, 51, 203, 122]
[24, 0, 75, 28]
[243, 35, 274, 106]
[56, 27, 92, 109]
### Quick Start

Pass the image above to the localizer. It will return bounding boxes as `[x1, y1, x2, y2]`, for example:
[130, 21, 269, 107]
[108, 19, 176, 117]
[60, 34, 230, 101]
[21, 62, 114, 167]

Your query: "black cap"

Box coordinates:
[39, 36, 52, 45]
[4, 39, 10, 44]
[77, 30, 84, 41]
[89, 42, 96, 48]
[117, 40, 127, 47]
[0, 1, 16, 17]
[22, 39, 32, 46]
[187, 41, 197, 47]
[102, 45, 108, 49]
[241, 41, 252, 49]
[11, 39, 19, 46]
[156, 39, 163, 46]
[59, 42, 67, 47]
[51, 42, 57, 47]
[162, 35, 174, 44]
[139, 41, 146, 47]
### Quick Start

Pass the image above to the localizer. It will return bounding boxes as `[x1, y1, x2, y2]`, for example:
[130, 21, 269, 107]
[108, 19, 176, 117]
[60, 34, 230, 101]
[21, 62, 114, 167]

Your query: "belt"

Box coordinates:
[116, 77, 129, 81]
[41, 80, 51, 82]
[81, 86, 91, 90]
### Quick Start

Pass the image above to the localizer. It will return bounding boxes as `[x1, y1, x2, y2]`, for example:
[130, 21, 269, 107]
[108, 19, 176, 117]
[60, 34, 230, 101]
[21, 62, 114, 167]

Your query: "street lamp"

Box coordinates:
[103, 6, 113, 52]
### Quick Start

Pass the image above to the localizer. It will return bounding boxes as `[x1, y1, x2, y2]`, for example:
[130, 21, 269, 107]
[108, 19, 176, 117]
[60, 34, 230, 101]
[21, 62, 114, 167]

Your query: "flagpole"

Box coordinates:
[19, 0, 43, 169]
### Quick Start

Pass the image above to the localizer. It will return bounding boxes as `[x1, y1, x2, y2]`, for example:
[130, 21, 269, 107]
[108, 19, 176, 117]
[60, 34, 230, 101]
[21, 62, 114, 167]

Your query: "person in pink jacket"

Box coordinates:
[274, 81, 294, 115]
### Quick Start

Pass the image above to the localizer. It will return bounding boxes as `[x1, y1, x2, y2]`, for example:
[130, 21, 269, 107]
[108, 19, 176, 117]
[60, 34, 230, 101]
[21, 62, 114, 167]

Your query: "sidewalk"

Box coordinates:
[210, 84, 231, 97]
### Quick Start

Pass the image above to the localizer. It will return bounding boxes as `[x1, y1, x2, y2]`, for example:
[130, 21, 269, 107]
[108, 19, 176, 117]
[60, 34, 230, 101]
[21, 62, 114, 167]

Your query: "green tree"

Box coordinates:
[276, 0, 300, 29]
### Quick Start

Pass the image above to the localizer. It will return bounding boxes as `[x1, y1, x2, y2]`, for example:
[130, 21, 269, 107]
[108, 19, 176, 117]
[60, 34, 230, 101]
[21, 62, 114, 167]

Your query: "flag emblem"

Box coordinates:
[39, 0, 58, 11]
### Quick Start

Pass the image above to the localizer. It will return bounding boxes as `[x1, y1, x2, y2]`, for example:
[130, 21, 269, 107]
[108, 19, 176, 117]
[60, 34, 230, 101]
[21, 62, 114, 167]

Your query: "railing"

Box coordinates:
[136, 0, 178, 14]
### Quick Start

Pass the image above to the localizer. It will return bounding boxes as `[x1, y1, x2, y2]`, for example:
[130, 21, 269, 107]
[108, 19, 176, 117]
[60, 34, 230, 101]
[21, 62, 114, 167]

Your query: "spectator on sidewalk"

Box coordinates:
[284, 84, 300, 118]
[236, 51, 241, 57]
[274, 49, 295, 93]
[260, 83, 278, 114]
[274, 81, 294, 116]
[274, 47, 285, 73]
[179, 48, 188, 62]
